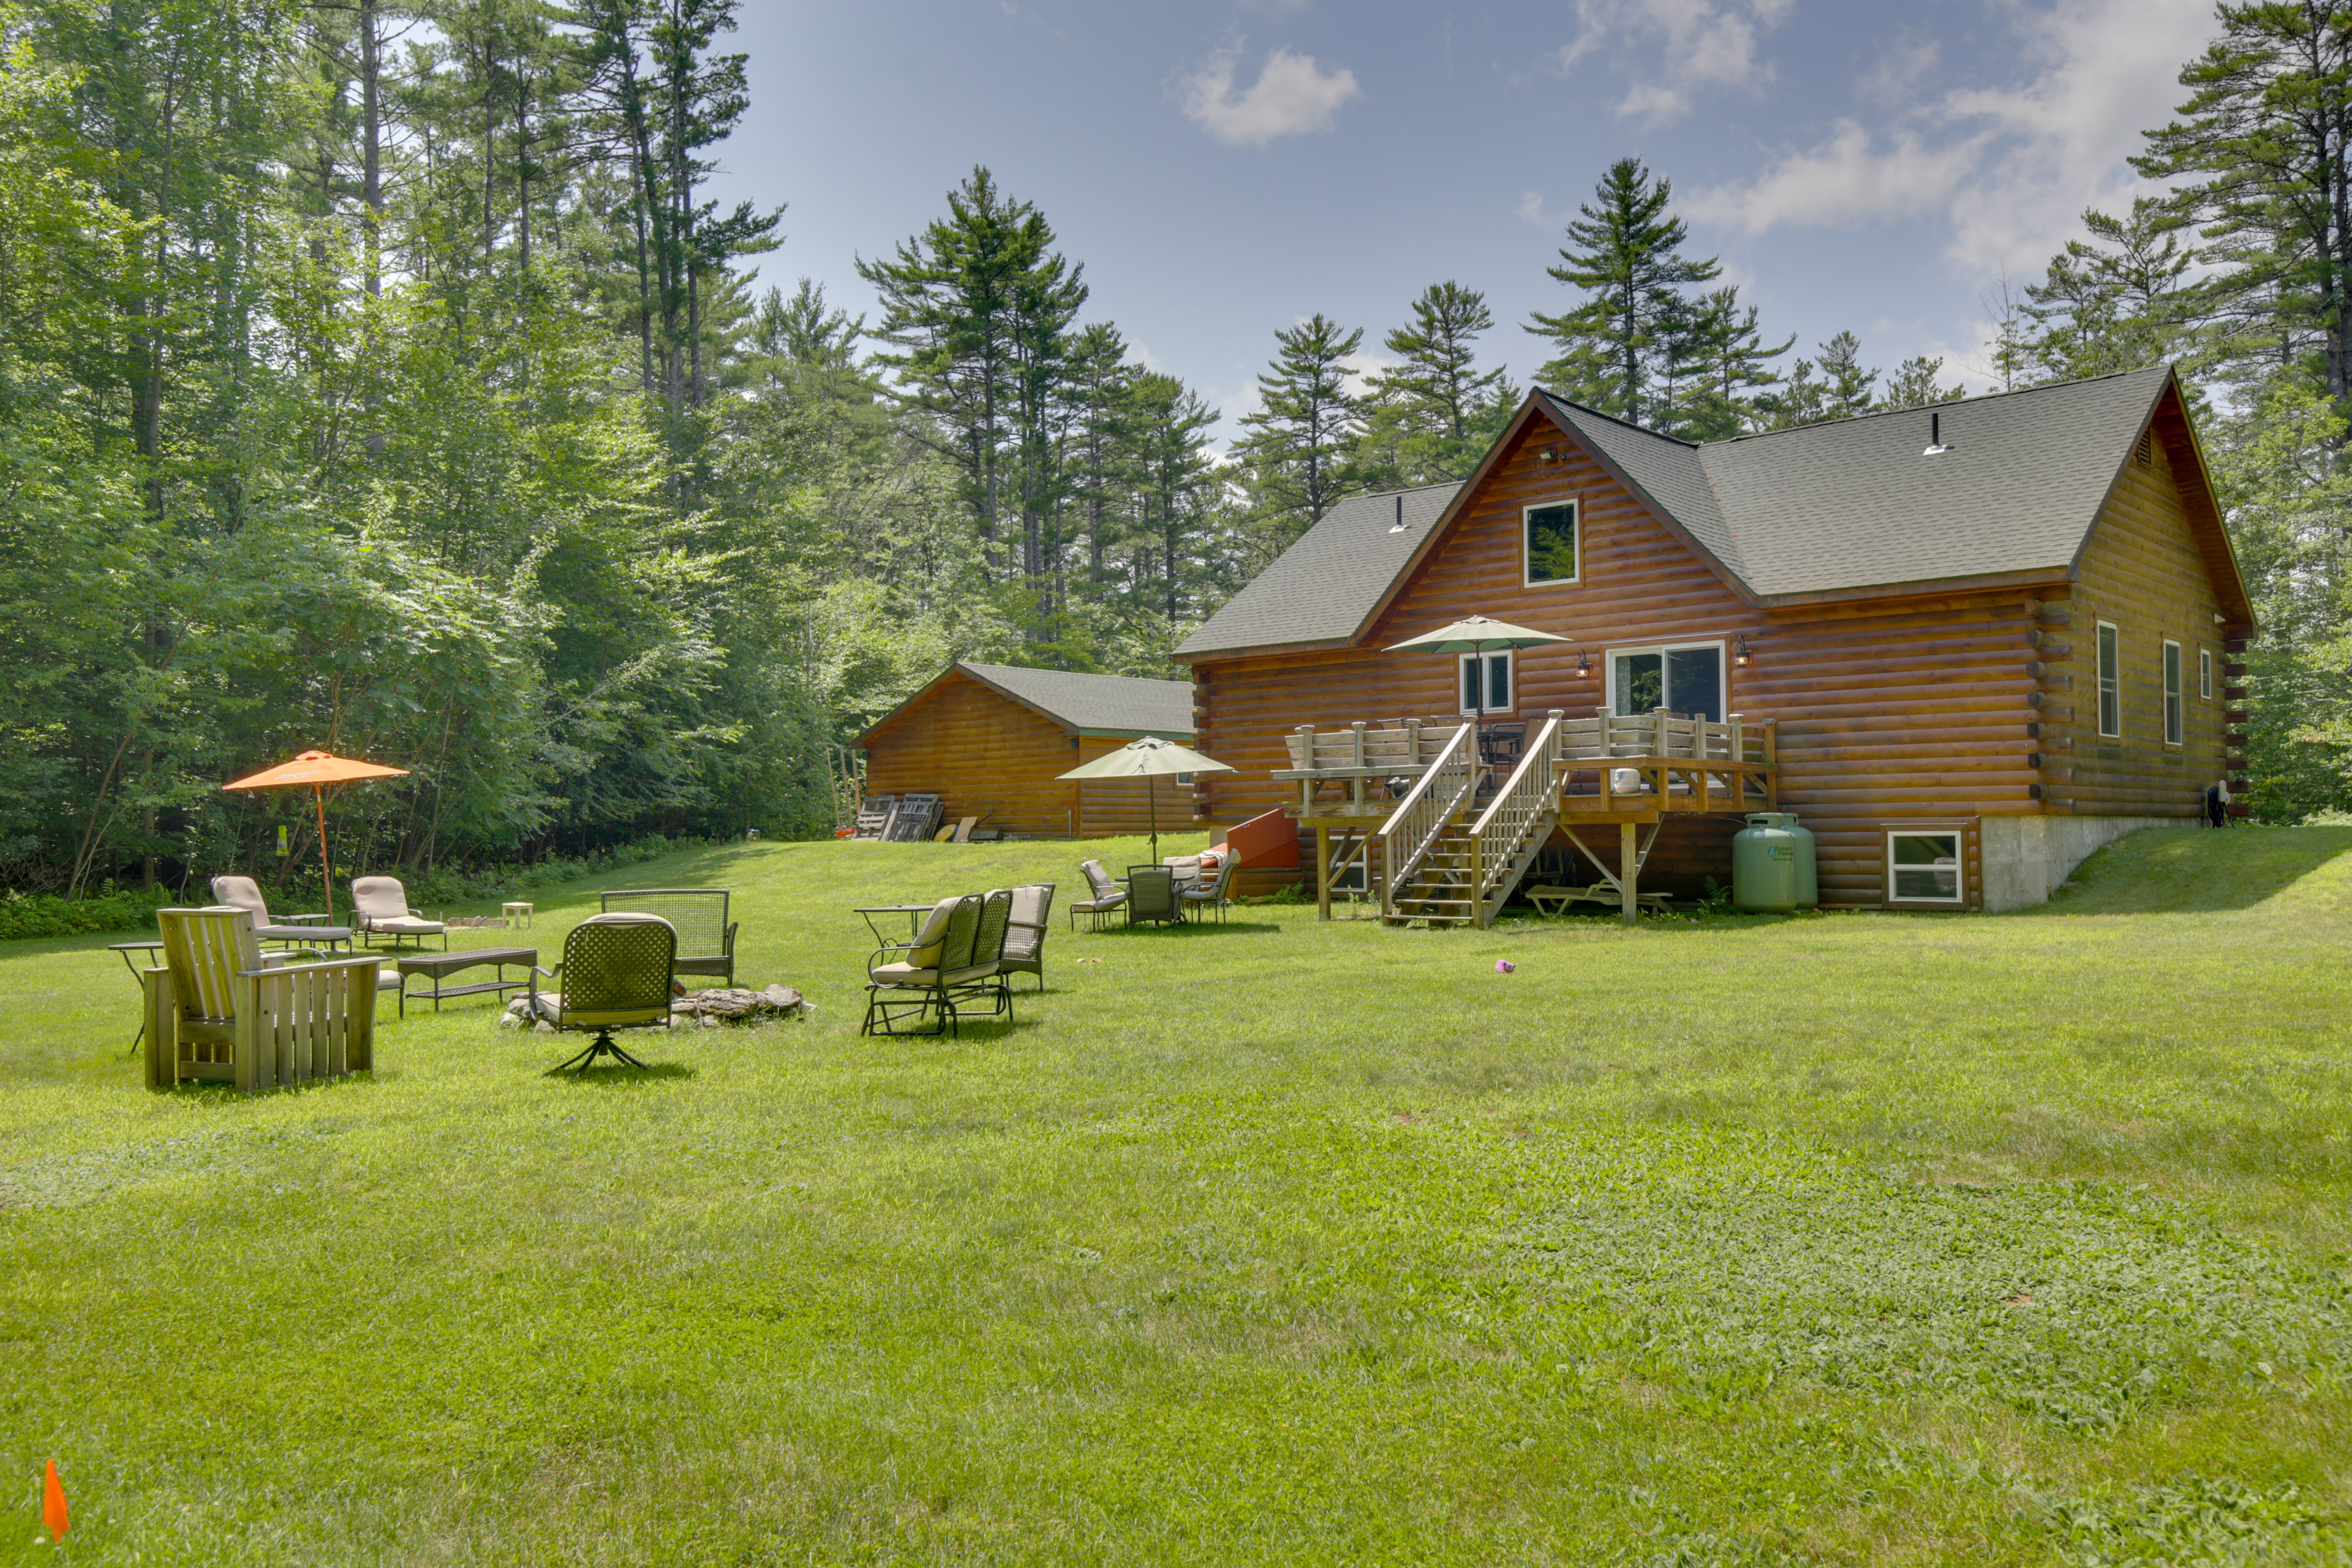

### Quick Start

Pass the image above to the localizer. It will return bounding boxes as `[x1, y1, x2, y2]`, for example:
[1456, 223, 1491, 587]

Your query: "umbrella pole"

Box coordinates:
[1148, 775, 1159, 863]
[314, 784, 333, 924]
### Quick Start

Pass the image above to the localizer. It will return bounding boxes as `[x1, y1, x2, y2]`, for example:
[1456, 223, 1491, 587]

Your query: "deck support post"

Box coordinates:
[1314, 823, 1332, 921]
[1619, 821, 1638, 927]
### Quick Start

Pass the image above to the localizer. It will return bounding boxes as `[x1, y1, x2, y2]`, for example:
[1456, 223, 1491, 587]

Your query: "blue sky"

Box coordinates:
[710, 0, 2215, 440]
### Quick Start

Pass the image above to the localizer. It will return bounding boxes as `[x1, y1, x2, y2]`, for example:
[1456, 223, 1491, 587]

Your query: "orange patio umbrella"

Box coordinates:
[221, 750, 410, 925]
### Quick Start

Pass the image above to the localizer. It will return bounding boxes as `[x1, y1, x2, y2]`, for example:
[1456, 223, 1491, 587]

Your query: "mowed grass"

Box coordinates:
[3, 827, 2351, 1565]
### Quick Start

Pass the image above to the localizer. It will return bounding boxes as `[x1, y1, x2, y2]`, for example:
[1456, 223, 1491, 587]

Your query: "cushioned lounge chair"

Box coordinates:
[864, 895, 979, 1037]
[211, 875, 355, 949]
[349, 876, 448, 949]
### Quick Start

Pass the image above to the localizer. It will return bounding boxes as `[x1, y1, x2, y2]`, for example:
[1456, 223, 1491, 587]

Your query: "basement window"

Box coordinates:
[2163, 640, 2184, 746]
[1523, 501, 1580, 586]
[1887, 831, 1963, 904]
[2097, 621, 2121, 738]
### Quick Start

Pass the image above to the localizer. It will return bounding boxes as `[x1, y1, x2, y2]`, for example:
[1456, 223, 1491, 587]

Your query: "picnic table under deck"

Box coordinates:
[392, 947, 538, 1017]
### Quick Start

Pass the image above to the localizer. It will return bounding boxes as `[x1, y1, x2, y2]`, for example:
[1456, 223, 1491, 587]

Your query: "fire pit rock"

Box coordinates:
[503, 983, 808, 1029]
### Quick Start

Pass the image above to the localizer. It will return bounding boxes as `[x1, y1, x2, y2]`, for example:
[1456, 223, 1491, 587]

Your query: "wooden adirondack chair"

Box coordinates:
[144, 907, 382, 1092]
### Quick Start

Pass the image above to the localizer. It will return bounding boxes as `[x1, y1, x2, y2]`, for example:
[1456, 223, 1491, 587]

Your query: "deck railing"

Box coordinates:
[1468, 710, 1566, 919]
[1376, 722, 1478, 916]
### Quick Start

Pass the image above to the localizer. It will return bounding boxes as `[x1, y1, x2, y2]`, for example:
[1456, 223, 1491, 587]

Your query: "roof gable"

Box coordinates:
[858, 662, 1194, 747]
[1177, 364, 2245, 661]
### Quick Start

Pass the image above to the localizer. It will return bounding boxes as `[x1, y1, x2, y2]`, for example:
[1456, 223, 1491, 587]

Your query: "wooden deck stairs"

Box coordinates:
[1274, 709, 1776, 927]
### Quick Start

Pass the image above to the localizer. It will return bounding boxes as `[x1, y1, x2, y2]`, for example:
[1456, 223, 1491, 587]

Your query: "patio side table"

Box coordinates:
[502, 902, 533, 929]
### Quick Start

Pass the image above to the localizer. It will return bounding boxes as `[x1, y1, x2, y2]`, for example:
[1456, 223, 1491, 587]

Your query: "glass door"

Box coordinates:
[1609, 643, 1724, 721]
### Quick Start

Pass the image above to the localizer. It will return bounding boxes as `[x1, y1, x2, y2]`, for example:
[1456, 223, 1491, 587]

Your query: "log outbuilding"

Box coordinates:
[856, 662, 1196, 840]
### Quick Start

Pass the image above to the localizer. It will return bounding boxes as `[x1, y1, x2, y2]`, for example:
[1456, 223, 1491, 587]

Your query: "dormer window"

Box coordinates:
[1524, 501, 1579, 586]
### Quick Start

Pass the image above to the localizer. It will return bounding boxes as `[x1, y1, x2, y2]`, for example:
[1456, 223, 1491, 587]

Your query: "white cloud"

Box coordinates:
[1687, 0, 2211, 276]
[1550, 0, 1793, 124]
[1180, 45, 1361, 148]
[1517, 189, 1573, 230]
[1859, 34, 1940, 107]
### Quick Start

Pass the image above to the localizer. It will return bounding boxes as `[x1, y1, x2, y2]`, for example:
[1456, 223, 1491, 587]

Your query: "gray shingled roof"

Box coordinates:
[1170, 483, 1462, 659]
[1176, 366, 2177, 659]
[958, 662, 1194, 737]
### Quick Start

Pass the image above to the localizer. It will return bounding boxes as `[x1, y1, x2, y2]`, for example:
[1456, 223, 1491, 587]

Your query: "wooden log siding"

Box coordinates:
[859, 670, 1192, 840]
[1188, 401, 2236, 908]
[2059, 403, 2231, 818]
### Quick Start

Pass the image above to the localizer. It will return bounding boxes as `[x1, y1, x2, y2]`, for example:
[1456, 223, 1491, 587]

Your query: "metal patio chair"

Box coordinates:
[524, 913, 678, 1074]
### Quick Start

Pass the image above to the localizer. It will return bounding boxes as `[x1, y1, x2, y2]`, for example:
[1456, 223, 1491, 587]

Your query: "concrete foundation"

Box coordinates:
[1979, 815, 2186, 911]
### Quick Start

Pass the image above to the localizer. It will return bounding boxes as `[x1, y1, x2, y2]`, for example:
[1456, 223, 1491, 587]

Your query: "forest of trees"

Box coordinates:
[2, 0, 2349, 900]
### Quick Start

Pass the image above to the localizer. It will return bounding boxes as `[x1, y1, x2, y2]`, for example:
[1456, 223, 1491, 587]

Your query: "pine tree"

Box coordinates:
[1664, 287, 1792, 439]
[2023, 199, 2198, 380]
[1879, 355, 1964, 410]
[1233, 314, 1363, 559]
[1364, 282, 1507, 480]
[1526, 157, 1720, 426]
[2135, 1, 2352, 411]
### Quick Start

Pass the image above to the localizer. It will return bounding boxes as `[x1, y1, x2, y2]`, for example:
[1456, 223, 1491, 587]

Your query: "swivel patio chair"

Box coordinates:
[1000, 883, 1055, 990]
[523, 913, 678, 1074]
[1069, 859, 1126, 931]
[349, 875, 448, 950]
[211, 875, 355, 950]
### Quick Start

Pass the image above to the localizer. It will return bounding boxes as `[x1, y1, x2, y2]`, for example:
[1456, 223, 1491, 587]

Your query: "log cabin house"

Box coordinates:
[857, 662, 1196, 840]
[1175, 364, 2253, 922]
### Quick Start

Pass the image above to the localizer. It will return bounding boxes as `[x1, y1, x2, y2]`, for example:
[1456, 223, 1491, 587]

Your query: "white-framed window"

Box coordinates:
[1607, 641, 1725, 723]
[1887, 830, 1964, 904]
[1523, 500, 1580, 586]
[2199, 647, 2212, 701]
[2096, 620, 2121, 737]
[1460, 650, 1513, 714]
[2163, 639, 2184, 746]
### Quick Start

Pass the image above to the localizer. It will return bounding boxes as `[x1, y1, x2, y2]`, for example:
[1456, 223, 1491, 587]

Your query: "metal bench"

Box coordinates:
[598, 889, 737, 987]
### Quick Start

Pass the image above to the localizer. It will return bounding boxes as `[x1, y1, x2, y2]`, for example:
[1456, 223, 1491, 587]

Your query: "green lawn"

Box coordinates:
[4, 827, 2351, 1565]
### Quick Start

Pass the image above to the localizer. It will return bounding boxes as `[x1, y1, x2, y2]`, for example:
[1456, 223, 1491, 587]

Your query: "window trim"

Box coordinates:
[1458, 649, 1514, 715]
[2096, 620, 2122, 738]
[1521, 499, 1581, 588]
[1885, 829, 1966, 906]
[1604, 639, 1728, 719]
[2199, 646, 2212, 701]
[2162, 639, 2184, 747]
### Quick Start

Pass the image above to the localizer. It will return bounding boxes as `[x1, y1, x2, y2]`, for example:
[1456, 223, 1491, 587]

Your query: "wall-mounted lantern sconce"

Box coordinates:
[1538, 446, 1561, 462]
[1733, 635, 1752, 669]
[1575, 646, 1592, 678]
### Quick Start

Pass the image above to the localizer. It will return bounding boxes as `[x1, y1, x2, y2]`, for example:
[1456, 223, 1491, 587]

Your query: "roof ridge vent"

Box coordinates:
[1923, 410, 1954, 457]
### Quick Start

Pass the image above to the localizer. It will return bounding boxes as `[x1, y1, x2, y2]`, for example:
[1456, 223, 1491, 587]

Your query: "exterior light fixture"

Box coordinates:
[1733, 635, 1752, 668]
[1575, 646, 1592, 678]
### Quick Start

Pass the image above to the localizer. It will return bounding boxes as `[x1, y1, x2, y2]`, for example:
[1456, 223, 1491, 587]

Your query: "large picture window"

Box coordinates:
[1524, 502, 1579, 586]
[2097, 620, 2121, 737]
[1460, 650, 1512, 715]
[1608, 642, 1724, 723]
[2163, 639, 2184, 746]
[1887, 831, 1964, 903]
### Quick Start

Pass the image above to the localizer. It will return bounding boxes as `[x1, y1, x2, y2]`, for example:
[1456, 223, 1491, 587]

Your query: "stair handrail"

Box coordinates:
[1378, 722, 1479, 915]
[1468, 711, 1565, 921]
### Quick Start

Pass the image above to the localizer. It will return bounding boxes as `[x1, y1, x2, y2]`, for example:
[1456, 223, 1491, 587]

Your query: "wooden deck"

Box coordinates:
[1271, 710, 1778, 924]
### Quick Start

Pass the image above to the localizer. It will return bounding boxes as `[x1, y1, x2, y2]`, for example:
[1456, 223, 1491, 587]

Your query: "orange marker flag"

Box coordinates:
[42, 1459, 67, 1540]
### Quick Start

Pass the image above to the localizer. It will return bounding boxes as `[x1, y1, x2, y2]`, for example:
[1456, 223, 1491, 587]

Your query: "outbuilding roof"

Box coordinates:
[1176, 364, 2229, 660]
[858, 661, 1194, 746]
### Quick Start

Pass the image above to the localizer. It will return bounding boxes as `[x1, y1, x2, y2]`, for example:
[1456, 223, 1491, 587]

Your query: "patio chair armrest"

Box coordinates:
[723, 921, 739, 956]
[236, 956, 386, 979]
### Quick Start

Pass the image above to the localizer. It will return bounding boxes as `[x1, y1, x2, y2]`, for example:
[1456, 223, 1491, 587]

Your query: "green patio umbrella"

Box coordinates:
[1384, 614, 1569, 718]
[1057, 736, 1235, 862]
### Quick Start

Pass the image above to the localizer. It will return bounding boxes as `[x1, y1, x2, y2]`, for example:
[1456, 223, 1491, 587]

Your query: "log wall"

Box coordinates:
[859, 671, 1191, 840]
[1189, 398, 2234, 908]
